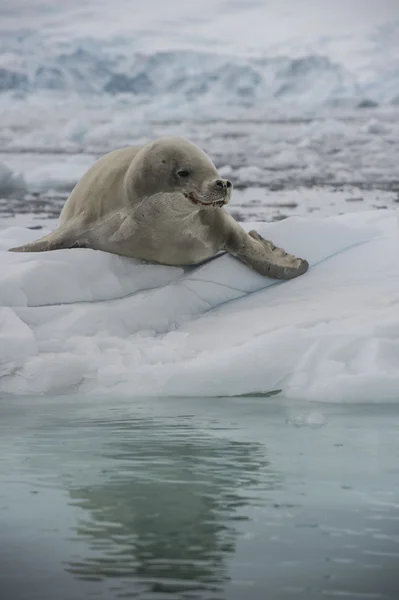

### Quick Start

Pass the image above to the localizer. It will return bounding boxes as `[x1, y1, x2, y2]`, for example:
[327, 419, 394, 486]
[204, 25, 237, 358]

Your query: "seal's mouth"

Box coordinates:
[184, 191, 226, 208]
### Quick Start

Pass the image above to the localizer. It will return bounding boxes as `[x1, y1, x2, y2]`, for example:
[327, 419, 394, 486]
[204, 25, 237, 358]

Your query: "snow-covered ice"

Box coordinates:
[1, 0, 399, 107]
[1, 0, 399, 194]
[2, 108, 399, 195]
[0, 160, 27, 197]
[1, 0, 399, 162]
[0, 209, 397, 401]
[1, 0, 399, 402]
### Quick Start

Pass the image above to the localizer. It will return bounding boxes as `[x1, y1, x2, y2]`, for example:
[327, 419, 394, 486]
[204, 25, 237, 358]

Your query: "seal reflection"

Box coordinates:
[64, 415, 280, 597]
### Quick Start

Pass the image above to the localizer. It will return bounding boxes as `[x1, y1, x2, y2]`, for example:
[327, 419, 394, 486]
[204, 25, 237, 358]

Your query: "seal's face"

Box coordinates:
[180, 172, 232, 210]
[131, 137, 233, 210]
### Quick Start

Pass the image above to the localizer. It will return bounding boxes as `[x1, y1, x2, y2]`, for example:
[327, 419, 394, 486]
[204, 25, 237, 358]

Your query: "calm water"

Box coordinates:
[0, 394, 399, 600]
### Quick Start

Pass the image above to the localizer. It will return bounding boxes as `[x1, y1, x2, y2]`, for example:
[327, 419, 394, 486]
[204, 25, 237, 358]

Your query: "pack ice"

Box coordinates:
[0, 209, 398, 401]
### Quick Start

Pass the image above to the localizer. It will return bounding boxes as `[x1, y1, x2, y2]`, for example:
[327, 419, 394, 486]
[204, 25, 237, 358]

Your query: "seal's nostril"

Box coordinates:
[226, 180, 232, 188]
[215, 180, 225, 188]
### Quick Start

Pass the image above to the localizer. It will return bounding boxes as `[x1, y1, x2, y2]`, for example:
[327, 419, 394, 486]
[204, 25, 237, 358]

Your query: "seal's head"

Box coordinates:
[127, 136, 233, 209]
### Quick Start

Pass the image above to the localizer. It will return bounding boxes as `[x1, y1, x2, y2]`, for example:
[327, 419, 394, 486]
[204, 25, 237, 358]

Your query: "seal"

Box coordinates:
[9, 136, 309, 279]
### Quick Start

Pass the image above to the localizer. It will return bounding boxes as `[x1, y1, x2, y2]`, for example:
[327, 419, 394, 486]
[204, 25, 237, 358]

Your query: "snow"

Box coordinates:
[0, 209, 398, 401]
[1, 0, 399, 157]
[1, 0, 399, 196]
[0, 160, 27, 197]
[1, 0, 399, 401]
[7, 154, 96, 194]
[2, 109, 399, 194]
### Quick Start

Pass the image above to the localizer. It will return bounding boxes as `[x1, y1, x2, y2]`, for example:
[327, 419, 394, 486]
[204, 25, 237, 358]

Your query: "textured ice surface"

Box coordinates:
[1, 0, 398, 105]
[2, 110, 399, 194]
[1, 0, 399, 195]
[0, 209, 398, 400]
[1, 0, 399, 159]
[0, 160, 27, 197]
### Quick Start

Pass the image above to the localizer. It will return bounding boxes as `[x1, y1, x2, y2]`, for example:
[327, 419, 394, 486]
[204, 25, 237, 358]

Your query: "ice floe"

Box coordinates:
[0, 209, 397, 401]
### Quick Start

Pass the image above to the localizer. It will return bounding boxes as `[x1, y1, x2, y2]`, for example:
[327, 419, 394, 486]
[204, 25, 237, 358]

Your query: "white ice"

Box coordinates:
[2, 109, 399, 195]
[1, 0, 399, 197]
[0, 209, 398, 401]
[0, 160, 27, 197]
[1, 0, 399, 159]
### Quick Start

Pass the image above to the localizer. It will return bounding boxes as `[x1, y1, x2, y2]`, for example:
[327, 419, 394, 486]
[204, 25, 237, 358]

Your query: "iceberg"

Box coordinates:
[0, 160, 27, 197]
[0, 210, 398, 401]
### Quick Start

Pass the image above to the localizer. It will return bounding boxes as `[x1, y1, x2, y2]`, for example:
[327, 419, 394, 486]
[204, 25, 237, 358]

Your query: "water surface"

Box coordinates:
[0, 394, 398, 599]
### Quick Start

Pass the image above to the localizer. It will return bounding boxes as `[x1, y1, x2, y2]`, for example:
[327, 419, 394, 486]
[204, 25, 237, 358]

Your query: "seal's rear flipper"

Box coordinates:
[8, 229, 86, 253]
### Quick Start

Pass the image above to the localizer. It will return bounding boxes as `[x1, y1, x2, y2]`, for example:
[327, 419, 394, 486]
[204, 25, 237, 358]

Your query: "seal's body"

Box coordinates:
[9, 137, 308, 279]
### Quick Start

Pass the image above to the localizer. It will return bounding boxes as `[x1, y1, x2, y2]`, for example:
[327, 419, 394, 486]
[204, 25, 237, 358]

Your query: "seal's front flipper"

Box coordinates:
[224, 217, 309, 280]
[247, 230, 309, 280]
[8, 228, 86, 253]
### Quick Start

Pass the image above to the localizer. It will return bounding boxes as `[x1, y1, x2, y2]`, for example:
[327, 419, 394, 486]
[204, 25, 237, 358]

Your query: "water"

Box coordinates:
[0, 394, 399, 600]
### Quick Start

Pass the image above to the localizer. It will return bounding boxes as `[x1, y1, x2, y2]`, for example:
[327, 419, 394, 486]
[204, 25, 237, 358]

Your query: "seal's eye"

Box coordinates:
[177, 170, 190, 178]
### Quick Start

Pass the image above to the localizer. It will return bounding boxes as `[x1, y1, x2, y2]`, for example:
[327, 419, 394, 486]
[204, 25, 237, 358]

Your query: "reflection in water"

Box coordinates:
[64, 416, 279, 597]
[2, 397, 399, 600]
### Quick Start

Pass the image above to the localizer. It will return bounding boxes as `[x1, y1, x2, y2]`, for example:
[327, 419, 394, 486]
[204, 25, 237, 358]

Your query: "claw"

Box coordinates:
[266, 258, 309, 280]
[250, 230, 277, 252]
[249, 229, 309, 280]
